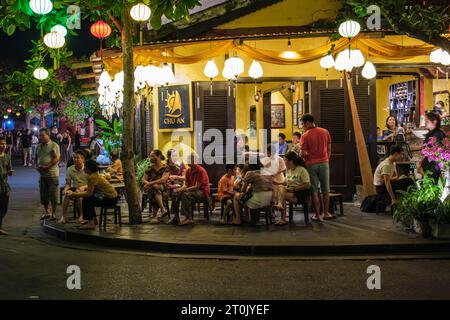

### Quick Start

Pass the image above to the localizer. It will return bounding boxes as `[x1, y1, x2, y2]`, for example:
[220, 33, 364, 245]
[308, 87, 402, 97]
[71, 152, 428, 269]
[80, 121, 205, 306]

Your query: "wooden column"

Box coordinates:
[345, 72, 376, 196]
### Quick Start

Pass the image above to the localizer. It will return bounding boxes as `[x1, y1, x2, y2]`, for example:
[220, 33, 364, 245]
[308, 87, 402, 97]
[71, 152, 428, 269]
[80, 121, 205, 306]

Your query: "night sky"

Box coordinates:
[0, 21, 99, 69]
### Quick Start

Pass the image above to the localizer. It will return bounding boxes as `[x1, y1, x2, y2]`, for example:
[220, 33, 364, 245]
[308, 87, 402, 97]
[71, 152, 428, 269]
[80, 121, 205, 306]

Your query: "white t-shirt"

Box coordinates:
[374, 158, 396, 186]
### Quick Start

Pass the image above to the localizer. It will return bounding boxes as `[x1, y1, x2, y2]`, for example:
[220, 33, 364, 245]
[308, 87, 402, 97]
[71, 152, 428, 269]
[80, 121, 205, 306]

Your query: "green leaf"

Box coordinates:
[95, 119, 109, 128]
[6, 24, 16, 35]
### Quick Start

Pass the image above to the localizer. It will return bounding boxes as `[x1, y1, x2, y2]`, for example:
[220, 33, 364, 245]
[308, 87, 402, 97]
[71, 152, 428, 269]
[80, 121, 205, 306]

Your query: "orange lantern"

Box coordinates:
[90, 20, 112, 57]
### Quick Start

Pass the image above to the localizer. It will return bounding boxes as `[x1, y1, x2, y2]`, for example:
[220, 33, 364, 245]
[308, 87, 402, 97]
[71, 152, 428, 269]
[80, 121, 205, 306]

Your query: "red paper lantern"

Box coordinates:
[6, 107, 12, 113]
[90, 20, 112, 39]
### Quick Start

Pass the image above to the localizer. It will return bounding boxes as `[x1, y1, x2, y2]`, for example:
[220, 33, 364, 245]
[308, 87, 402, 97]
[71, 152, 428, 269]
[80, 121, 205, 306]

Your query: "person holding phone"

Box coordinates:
[0, 138, 13, 235]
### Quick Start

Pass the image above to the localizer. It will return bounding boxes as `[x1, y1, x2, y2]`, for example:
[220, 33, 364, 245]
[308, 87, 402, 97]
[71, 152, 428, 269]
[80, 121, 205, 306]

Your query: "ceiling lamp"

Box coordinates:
[338, 20, 361, 39]
[361, 61, 376, 95]
[320, 54, 335, 88]
[225, 56, 244, 79]
[29, 0, 53, 15]
[33, 67, 49, 80]
[43, 31, 65, 49]
[160, 63, 174, 86]
[6, 107, 12, 113]
[130, 3, 151, 22]
[3, 115, 7, 119]
[144, 65, 159, 87]
[16, 112, 21, 117]
[204, 60, 219, 96]
[248, 60, 263, 79]
[51, 24, 67, 37]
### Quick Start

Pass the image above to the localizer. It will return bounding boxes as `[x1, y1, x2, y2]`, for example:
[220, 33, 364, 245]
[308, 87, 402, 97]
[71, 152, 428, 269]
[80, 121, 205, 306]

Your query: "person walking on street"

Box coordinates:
[21, 129, 33, 167]
[0, 138, 13, 235]
[36, 128, 61, 220]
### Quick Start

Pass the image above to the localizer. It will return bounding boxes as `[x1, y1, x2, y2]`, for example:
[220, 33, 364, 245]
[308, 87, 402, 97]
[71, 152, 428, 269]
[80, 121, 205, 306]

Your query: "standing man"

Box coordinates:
[36, 128, 60, 220]
[21, 129, 33, 167]
[300, 114, 334, 221]
[0, 138, 13, 235]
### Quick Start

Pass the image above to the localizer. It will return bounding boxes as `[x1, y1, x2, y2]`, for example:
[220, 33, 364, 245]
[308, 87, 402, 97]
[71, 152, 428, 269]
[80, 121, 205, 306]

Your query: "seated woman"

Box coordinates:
[142, 149, 170, 224]
[69, 159, 118, 230]
[232, 160, 273, 225]
[274, 151, 311, 226]
[166, 149, 186, 224]
[105, 151, 123, 182]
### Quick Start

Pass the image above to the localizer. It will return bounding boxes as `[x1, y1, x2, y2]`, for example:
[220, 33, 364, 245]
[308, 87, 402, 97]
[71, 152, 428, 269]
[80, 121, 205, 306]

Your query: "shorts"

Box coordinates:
[39, 176, 59, 207]
[246, 191, 272, 209]
[307, 162, 330, 194]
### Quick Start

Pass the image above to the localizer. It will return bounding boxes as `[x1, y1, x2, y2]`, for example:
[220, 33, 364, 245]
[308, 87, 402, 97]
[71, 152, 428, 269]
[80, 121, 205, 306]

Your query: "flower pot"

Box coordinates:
[431, 222, 450, 239]
[413, 219, 432, 237]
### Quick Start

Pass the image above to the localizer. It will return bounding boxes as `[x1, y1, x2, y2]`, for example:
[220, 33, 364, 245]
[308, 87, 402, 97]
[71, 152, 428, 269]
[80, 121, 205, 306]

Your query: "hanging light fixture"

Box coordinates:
[51, 24, 67, 37]
[249, 60, 263, 96]
[160, 63, 175, 86]
[440, 50, 450, 66]
[335, 50, 353, 87]
[90, 20, 112, 58]
[361, 61, 376, 95]
[320, 54, 335, 88]
[130, 3, 151, 46]
[350, 49, 365, 84]
[6, 107, 12, 113]
[204, 60, 219, 95]
[43, 31, 65, 69]
[222, 64, 233, 96]
[144, 65, 159, 87]
[430, 48, 445, 64]
[338, 20, 361, 39]
[224, 56, 244, 79]
[29, 0, 53, 15]
[16, 112, 21, 117]
[99, 70, 112, 88]
[33, 67, 49, 95]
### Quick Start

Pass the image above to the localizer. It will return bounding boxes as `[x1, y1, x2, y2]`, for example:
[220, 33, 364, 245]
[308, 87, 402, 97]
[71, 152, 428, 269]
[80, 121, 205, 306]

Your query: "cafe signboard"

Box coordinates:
[158, 84, 193, 131]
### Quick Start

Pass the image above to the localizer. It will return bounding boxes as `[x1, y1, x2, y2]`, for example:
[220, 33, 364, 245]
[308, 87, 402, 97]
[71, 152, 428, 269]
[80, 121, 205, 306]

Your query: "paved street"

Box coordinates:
[1, 163, 450, 300]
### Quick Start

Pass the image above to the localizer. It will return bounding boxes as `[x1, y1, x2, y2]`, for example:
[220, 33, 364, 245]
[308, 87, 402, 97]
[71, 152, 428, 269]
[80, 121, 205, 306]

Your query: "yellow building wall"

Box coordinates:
[433, 79, 450, 111]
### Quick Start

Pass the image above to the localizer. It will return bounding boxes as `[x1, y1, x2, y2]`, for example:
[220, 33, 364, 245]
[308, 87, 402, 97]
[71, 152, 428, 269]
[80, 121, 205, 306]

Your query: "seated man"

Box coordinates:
[374, 145, 415, 205]
[60, 150, 88, 224]
[175, 152, 210, 226]
[218, 164, 237, 224]
[277, 133, 288, 155]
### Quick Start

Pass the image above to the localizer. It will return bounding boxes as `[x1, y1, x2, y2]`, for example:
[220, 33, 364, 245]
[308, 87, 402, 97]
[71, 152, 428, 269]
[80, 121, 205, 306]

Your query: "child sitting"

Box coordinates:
[218, 164, 237, 224]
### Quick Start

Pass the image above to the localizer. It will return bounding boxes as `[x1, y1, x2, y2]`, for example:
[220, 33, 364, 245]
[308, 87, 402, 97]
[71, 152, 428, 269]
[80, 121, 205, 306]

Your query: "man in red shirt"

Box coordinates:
[300, 114, 334, 221]
[175, 152, 210, 226]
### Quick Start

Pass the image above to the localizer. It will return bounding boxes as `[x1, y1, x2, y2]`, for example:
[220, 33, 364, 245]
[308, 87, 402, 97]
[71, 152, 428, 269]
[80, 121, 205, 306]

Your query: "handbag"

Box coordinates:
[240, 187, 253, 204]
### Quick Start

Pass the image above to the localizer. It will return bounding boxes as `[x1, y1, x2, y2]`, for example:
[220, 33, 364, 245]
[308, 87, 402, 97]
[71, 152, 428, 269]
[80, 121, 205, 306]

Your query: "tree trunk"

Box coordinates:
[24, 102, 30, 129]
[121, 3, 142, 224]
[345, 72, 376, 197]
[40, 112, 46, 128]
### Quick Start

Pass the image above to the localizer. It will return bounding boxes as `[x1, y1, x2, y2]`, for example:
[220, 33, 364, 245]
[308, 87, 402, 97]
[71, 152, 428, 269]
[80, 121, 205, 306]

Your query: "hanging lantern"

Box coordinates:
[3, 115, 7, 119]
[335, 50, 352, 87]
[248, 60, 263, 79]
[51, 24, 67, 37]
[430, 48, 445, 64]
[338, 20, 361, 39]
[160, 63, 175, 86]
[43, 31, 65, 49]
[144, 65, 159, 87]
[350, 49, 365, 68]
[16, 112, 21, 117]
[320, 54, 335, 88]
[441, 51, 450, 66]
[222, 65, 233, 96]
[225, 56, 244, 79]
[113, 71, 124, 90]
[361, 61, 376, 95]
[33, 67, 49, 80]
[90, 20, 112, 58]
[99, 70, 112, 88]
[6, 107, 12, 113]
[130, 3, 151, 46]
[204, 60, 219, 96]
[134, 65, 146, 92]
[130, 3, 151, 21]
[29, 0, 53, 15]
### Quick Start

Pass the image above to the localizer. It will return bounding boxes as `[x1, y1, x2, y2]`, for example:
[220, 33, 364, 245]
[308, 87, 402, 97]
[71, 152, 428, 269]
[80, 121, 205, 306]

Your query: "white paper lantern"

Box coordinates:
[99, 71, 112, 87]
[338, 20, 361, 38]
[440, 50, 450, 66]
[29, 0, 53, 15]
[225, 56, 244, 79]
[130, 3, 151, 22]
[134, 65, 146, 87]
[335, 49, 353, 72]
[144, 65, 159, 86]
[113, 71, 124, 91]
[361, 61, 376, 79]
[51, 24, 67, 37]
[222, 64, 233, 80]
[320, 54, 335, 69]
[33, 67, 49, 80]
[350, 49, 365, 67]
[43, 31, 65, 49]
[204, 60, 219, 79]
[248, 60, 263, 79]
[160, 63, 174, 85]
[430, 48, 445, 64]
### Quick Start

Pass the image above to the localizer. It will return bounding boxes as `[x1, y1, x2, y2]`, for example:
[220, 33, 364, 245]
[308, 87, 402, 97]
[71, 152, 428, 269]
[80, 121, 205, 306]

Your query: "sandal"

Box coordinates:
[150, 218, 160, 224]
[275, 220, 288, 226]
[323, 215, 336, 220]
[311, 216, 322, 223]
[168, 217, 180, 225]
[178, 219, 194, 226]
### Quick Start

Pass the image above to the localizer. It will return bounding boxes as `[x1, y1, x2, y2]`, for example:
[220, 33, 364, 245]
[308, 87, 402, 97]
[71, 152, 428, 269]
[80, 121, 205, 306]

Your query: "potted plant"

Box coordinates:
[393, 175, 443, 237]
[430, 200, 450, 239]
